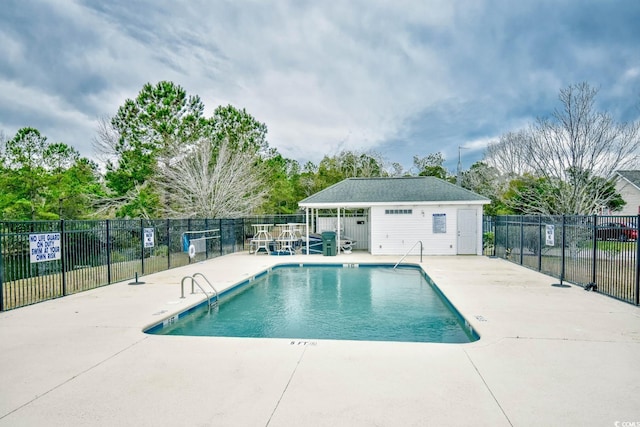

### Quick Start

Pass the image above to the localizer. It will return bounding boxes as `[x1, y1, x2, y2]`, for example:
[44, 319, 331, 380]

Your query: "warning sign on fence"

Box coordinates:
[545, 225, 555, 246]
[143, 228, 155, 248]
[29, 233, 61, 263]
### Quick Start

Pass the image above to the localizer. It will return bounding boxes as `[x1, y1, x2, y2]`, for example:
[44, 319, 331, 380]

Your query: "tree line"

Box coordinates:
[1, 81, 638, 221]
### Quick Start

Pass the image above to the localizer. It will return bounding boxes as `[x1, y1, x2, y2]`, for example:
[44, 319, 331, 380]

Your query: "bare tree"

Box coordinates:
[156, 137, 267, 218]
[412, 152, 449, 179]
[354, 150, 387, 177]
[318, 150, 387, 179]
[484, 130, 533, 176]
[489, 83, 640, 215]
[90, 183, 155, 219]
[529, 83, 640, 214]
[92, 115, 121, 167]
[387, 162, 406, 177]
[460, 161, 507, 213]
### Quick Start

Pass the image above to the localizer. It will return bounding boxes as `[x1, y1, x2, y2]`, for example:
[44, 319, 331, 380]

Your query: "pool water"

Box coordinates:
[151, 265, 478, 343]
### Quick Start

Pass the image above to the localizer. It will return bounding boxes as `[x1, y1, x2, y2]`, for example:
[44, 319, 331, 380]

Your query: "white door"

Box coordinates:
[457, 209, 477, 254]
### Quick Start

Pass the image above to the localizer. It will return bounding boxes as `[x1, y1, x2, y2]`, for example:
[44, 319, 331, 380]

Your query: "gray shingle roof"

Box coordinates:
[299, 177, 490, 206]
[617, 170, 640, 188]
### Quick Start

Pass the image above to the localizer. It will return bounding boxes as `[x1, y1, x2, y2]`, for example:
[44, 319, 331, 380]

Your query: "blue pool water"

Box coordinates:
[148, 265, 478, 343]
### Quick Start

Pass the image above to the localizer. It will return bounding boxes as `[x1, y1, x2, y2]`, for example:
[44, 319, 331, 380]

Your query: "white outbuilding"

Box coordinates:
[298, 176, 490, 256]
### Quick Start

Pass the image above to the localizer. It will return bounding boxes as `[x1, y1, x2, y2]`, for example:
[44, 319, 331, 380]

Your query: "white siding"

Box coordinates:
[616, 178, 640, 216]
[370, 205, 459, 255]
[316, 216, 369, 250]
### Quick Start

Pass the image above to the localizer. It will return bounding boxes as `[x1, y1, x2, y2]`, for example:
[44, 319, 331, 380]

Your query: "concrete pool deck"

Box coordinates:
[0, 253, 639, 426]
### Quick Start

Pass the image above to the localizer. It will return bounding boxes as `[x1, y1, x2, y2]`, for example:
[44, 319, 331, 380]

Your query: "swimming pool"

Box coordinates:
[146, 264, 479, 343]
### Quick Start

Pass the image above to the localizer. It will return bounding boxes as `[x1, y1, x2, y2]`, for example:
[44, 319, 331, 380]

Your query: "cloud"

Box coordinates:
[0, 0, 639, 172]
[0, 79, 97, 155]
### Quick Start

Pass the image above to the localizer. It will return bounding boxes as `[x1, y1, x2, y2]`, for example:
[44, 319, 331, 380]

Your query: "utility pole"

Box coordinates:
[456, 146, 467, 186]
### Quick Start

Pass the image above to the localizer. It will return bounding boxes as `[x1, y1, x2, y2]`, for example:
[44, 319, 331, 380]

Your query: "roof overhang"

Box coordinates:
[616, 171, 640, 192]
[299, 200, 491, 209]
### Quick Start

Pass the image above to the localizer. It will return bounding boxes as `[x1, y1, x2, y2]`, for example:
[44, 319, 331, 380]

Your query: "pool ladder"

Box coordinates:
[180, 273, 219, 312]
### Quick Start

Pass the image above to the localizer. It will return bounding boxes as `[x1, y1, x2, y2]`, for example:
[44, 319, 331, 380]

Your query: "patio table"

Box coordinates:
[250, 224, 273, 254]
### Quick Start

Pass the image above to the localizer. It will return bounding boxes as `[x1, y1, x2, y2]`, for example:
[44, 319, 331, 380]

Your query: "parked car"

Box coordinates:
[595, 222, 638, 241]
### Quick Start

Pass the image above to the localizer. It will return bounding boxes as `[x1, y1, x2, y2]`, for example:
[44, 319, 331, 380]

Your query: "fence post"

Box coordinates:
[0, 222, 4, 312]
[140, 218, 145, 275]
[592, 214, 597, 286]
[166, 219, 171, 270]
[234, 219, 238, 252]
[538, 215, 542, 271]
[634, 214, 640, 305]
[187, 218, 191, 264]
[236, 219, 241, 252]
[505, 217, 509, 259]
[560, 214, 566, 284]
[61, 220, 67, 296]
[519, 215, 524, 265]
[219, 219, 223, 256]
[491, 217, 496, 257]
[106, 220, 112, 284]
[205, 218, 210, 259]
[242, 218, 249, 251]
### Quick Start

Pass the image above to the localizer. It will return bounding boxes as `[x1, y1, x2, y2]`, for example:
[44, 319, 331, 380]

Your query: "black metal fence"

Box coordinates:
[0, 215, 305, 311]
[8, 213, 637, 310]
[483, 215, 640, 305]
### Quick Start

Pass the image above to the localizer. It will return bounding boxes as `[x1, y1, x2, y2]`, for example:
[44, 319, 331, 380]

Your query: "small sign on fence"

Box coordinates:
[29, 233, 61, 263]
[545, 225, 555, 246]
[143, 228, 155, 248]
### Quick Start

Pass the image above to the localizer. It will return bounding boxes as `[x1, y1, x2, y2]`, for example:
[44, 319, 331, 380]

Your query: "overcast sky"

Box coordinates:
[1, 0, 639, 172]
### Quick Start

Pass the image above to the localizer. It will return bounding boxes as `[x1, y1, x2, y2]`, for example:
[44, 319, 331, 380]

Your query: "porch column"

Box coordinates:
[337, 207, 341, 255]
[305, 207, 309, 256]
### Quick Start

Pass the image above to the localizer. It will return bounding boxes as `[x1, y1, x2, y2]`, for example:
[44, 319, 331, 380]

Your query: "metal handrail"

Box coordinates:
[393, 241, 423, 269]
[180, 273, 219, 312]
[192, 273, 218, 301]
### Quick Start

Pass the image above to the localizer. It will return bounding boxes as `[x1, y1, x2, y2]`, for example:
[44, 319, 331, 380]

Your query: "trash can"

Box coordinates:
[321, 231, 337, 256]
